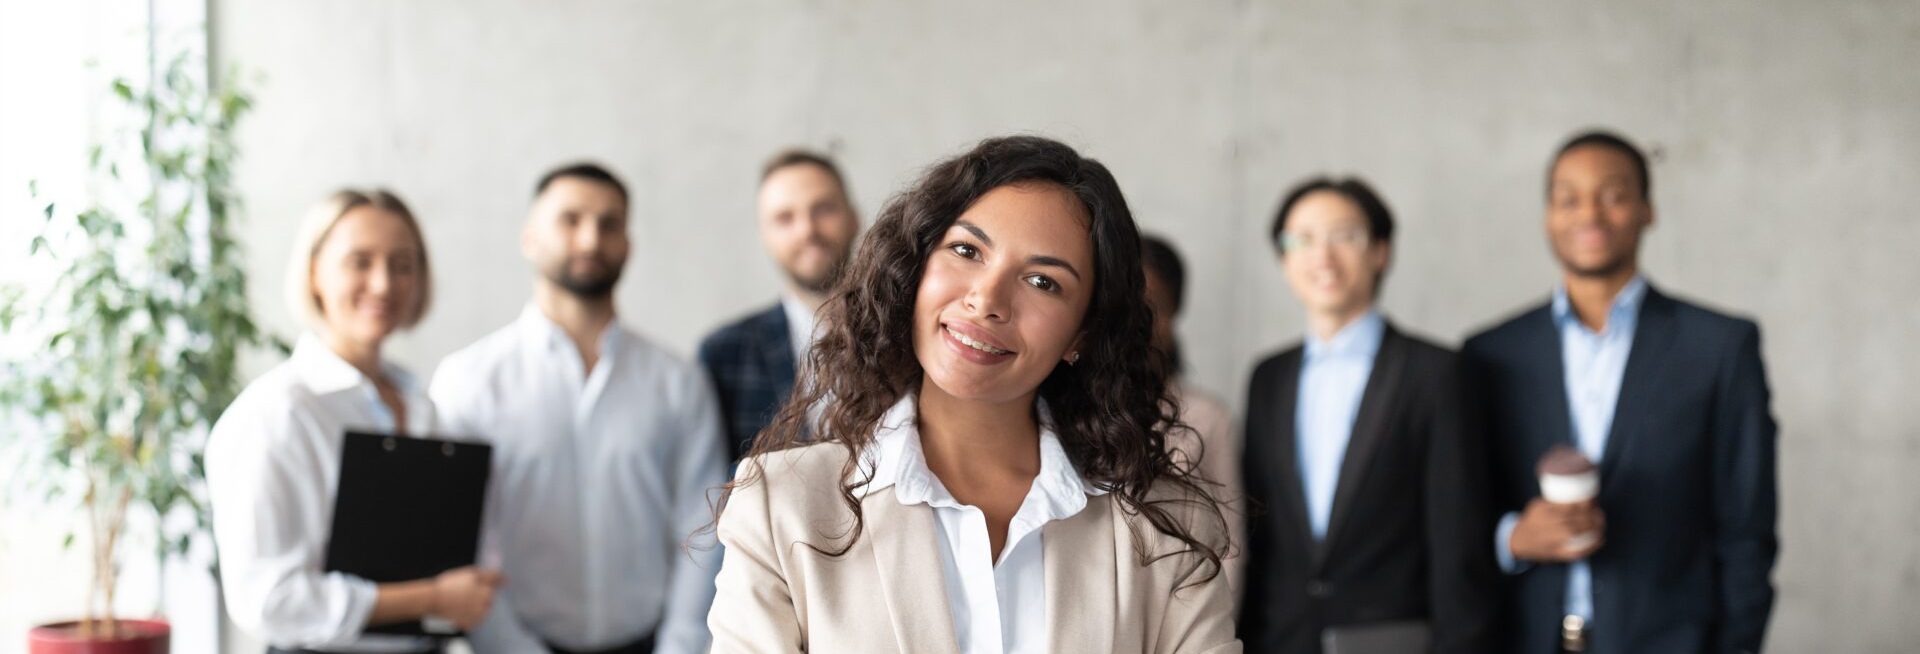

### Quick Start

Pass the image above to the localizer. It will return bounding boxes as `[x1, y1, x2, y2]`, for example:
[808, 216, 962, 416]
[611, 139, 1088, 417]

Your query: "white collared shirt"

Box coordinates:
[205, 334, 437, 652]
[430, 306, 727, 654]
[860, 395, 1103, 654]
[778, 294, 821, 368]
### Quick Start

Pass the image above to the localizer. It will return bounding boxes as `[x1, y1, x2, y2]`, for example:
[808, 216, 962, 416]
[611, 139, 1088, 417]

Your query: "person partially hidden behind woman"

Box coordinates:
[206, 190, 498, 654]
[705, 136, 1241, 653]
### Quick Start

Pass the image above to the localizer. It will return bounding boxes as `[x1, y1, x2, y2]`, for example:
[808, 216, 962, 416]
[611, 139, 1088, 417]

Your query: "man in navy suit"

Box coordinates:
[1464, 131, 1779, 654]
[698, 150, 860, 461]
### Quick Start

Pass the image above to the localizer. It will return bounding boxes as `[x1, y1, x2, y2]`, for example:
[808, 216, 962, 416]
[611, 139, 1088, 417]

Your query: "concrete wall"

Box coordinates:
[211, 1, 1920, 650]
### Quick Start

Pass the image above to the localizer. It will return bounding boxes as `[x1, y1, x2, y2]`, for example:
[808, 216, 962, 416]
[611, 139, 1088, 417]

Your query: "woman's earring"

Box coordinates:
[1067, 351, 1081, 365]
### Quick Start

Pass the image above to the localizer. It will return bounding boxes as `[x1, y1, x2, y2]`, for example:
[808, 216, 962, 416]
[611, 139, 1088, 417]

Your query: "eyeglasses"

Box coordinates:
[1277, 229, 1371, 254]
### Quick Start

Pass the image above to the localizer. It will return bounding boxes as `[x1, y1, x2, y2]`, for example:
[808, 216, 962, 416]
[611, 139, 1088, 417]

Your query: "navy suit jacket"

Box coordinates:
[698, 303, 797, 462]
[1462, 285, 1778, 654]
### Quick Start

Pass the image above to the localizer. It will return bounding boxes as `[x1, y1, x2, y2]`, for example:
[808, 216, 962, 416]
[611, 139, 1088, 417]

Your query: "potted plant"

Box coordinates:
[0, 47, 266, 654]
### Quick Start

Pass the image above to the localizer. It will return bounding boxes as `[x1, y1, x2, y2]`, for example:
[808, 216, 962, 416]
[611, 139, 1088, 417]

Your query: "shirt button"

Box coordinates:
[1306, 580, 1332, 599]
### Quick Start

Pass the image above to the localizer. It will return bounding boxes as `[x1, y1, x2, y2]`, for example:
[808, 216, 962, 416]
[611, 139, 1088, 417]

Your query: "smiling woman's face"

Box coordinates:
[912, 182, 1095, 407]
[311, 205, 423, 346]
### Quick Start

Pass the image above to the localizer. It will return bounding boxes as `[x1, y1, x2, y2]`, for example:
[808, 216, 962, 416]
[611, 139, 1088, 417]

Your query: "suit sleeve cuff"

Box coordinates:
[1495, 511, 1531, 575]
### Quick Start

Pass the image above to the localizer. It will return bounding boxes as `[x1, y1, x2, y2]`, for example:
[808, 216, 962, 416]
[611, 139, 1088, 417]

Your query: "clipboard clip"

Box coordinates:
[379, 436, 459, 458]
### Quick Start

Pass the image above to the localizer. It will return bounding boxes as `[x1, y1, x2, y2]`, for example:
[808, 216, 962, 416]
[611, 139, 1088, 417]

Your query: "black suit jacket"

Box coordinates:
[697, 303, 797, 462]
[1462, 286, 1778, 654]
[1238, 323, 1500, 654]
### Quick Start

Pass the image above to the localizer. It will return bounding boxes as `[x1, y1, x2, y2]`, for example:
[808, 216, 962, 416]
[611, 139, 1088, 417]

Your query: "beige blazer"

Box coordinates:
[708, 442, 1242, 653]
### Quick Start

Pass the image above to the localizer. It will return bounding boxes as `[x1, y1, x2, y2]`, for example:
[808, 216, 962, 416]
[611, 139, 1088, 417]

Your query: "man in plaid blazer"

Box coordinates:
[699, 150, 860, 461]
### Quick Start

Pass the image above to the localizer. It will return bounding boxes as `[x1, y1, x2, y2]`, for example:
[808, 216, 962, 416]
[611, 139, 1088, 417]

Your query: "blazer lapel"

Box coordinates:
[1266, 349, 1319, 567]
[1599, 287, 1676, 486]
[1044, 497, 1118, 653]
[865, 493, 962, 654]
[1315, 326, 1407, 570]
[1528, 306, 1578, 459]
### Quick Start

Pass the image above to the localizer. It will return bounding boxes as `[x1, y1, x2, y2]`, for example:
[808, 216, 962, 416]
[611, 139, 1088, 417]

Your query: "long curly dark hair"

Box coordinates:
[725, 134, 1225, 585]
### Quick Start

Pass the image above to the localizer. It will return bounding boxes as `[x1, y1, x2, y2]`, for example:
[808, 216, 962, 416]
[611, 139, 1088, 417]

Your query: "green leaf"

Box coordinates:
[11, 45, 271, 592]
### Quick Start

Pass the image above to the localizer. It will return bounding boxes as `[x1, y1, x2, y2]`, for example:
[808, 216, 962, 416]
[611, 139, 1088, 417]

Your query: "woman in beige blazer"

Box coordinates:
[708, 136, 1241, 654]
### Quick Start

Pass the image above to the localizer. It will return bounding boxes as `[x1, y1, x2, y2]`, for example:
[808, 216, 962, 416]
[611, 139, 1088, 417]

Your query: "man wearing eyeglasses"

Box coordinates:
[1238, 177, 1499, 653]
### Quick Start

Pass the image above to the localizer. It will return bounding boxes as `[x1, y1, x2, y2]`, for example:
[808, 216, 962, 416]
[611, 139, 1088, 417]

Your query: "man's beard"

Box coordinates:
[788, 262, 843, 295]
[546, 256, 623, 299]
[786, 241, 853, 295]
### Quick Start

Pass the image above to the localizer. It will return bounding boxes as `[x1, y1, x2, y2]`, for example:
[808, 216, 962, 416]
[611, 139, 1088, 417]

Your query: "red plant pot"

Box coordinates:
[27, 619, 169, 654]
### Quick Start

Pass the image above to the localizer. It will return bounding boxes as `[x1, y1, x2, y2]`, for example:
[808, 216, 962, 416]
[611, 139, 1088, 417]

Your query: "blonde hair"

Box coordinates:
[284, 189, 433, 331]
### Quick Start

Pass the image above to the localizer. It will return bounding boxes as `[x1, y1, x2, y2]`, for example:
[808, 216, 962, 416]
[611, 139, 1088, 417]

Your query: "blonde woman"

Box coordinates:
[207, 190, 497, 654]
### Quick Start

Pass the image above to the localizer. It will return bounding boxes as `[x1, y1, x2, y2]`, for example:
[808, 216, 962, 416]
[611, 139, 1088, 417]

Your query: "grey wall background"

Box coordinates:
[213, 1, 1919, 650]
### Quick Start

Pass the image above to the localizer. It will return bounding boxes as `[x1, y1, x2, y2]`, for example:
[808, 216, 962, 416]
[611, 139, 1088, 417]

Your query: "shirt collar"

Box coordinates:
[289, 332, 418, 396]
[1551, 275, 1649, 335]
[517, 303, 623, 356]
[779, 294, 822, 360]
[1304, 309, 1386, 362]
[858, 394, 1102, 520]
[779, 294, 817, 334]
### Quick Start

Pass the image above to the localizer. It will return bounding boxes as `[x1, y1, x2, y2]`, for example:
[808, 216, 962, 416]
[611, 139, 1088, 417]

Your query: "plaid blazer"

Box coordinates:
[698, 302, 798, 462]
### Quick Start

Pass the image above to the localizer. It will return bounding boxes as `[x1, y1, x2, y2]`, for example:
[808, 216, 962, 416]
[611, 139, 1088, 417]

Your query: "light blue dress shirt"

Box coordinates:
[1495, 276, 1647, 623]
[1296, 310, 1386, 540]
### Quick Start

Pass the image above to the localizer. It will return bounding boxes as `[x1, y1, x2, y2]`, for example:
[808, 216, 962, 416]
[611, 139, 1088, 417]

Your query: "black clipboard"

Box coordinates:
[324, 430, 492, 636]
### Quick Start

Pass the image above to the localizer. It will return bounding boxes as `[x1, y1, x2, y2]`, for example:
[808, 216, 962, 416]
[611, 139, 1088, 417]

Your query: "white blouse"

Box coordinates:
[205, 334, 437, 652]
[860, 395, 1102, 654]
